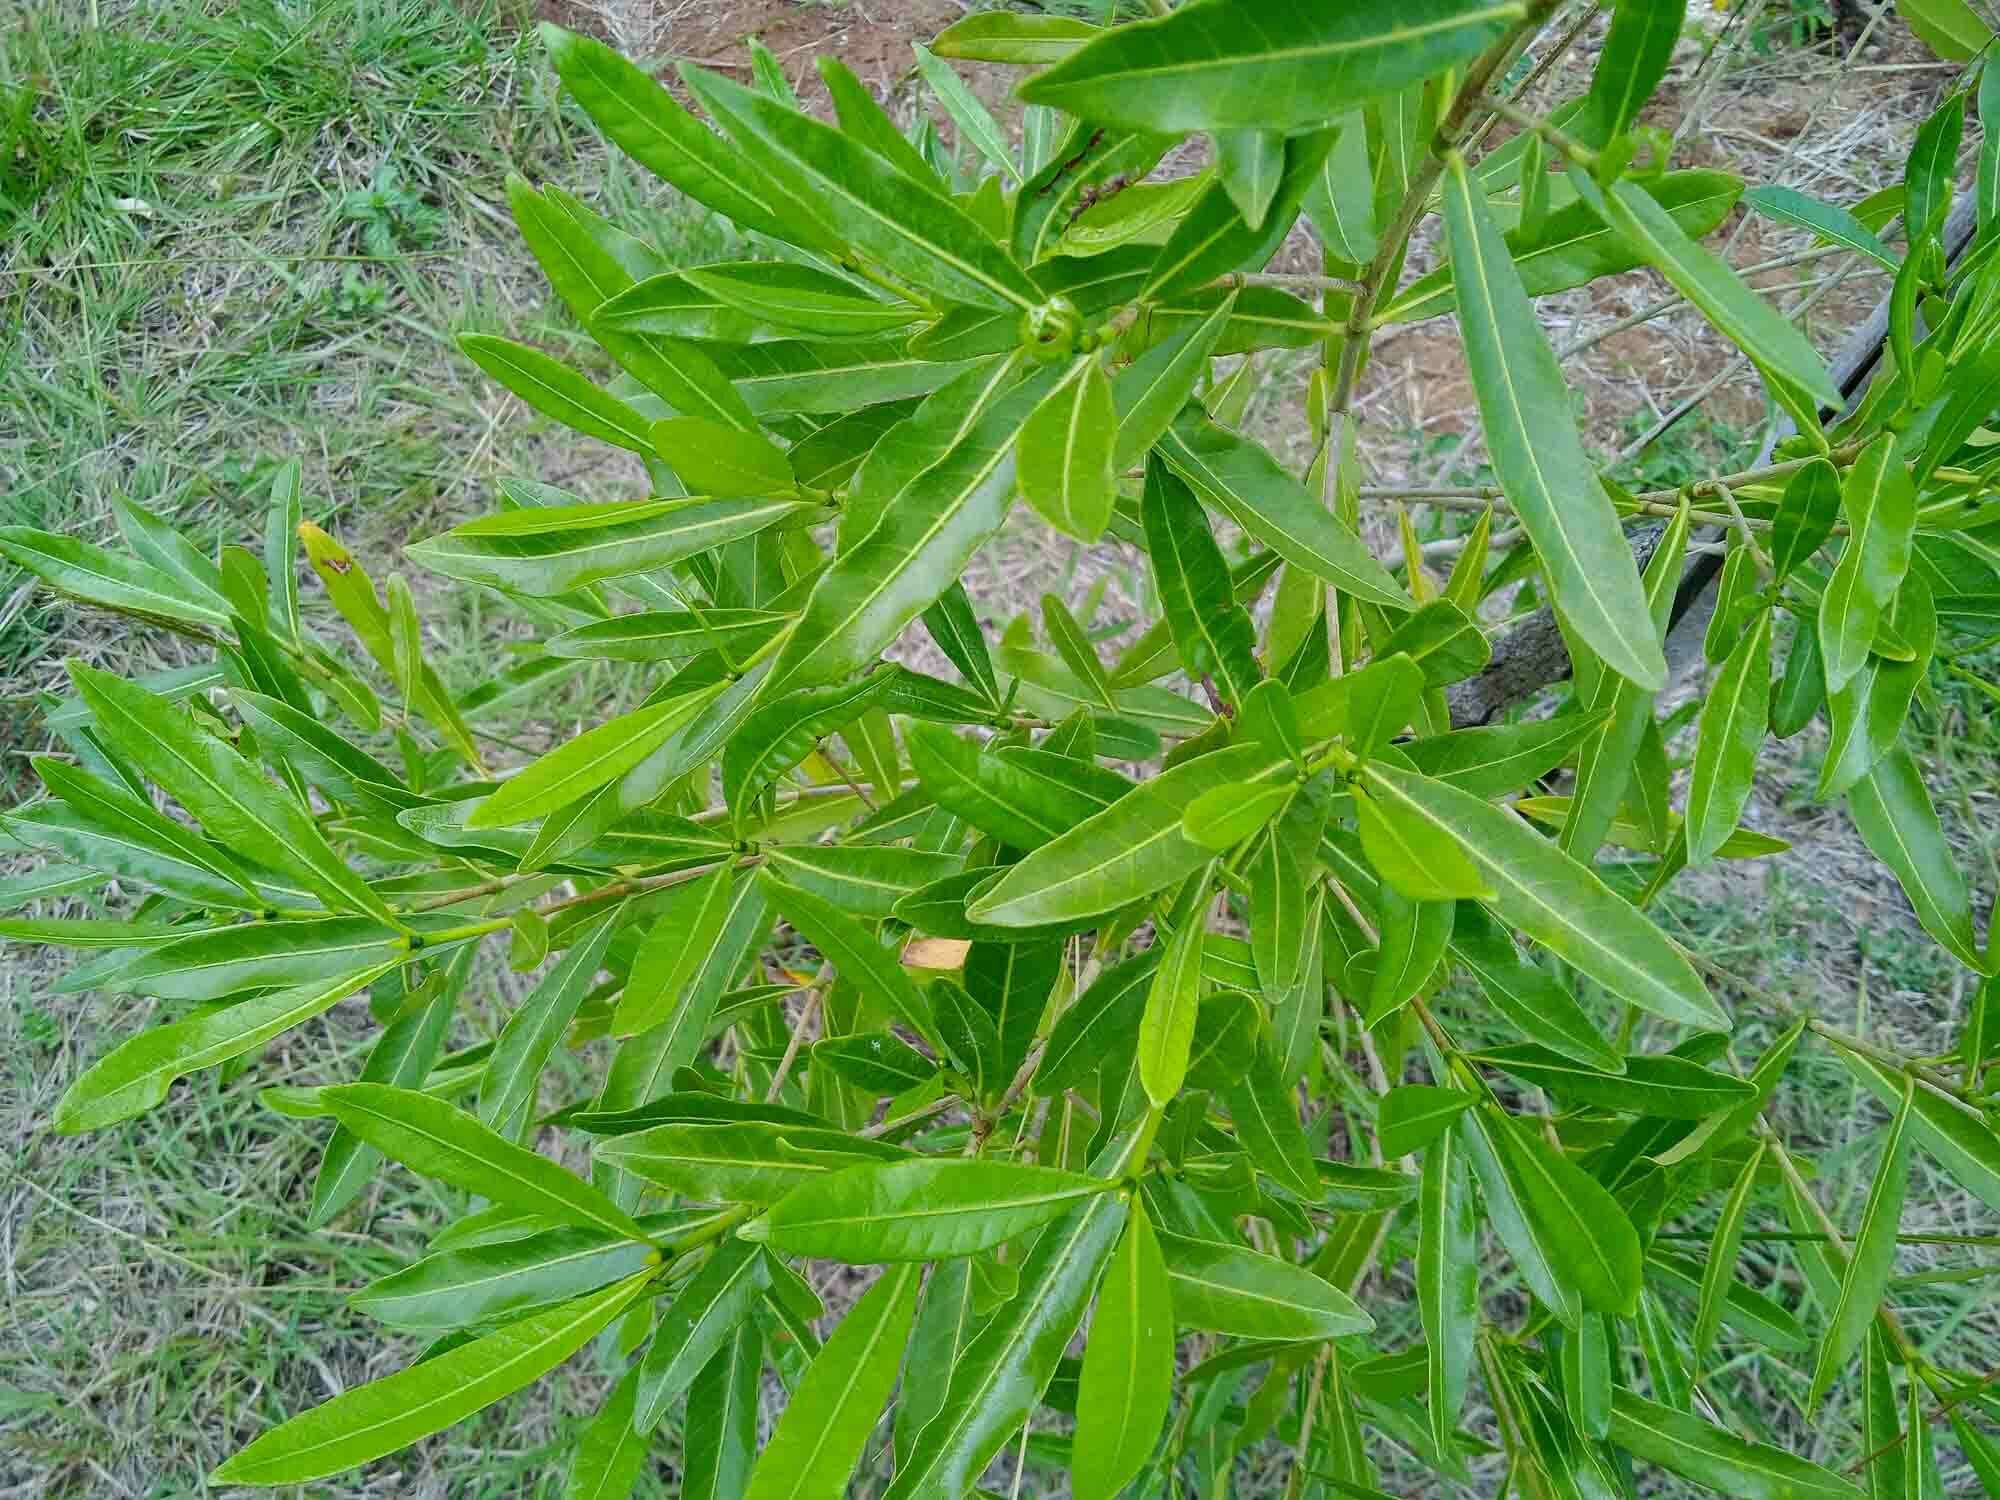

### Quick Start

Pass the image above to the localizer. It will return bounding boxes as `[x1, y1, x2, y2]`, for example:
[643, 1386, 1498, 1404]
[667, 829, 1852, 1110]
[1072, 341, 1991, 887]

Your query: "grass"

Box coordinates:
[1, 0, 1997, 1495]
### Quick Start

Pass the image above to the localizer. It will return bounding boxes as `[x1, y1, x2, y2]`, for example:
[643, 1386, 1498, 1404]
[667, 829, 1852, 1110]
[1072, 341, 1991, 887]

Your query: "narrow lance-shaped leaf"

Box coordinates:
[1142, 458, 1261, 710]
[1361, 760, 1725, 1030]
[1019, 356, 1118, 542]
[1440, 153, 1665, 690]
[1073, 1198, 1173, 1500]
[741, 1262, 922, 1500]
[747, 1157, 1115, 1262]
[1807, 1076, 1915, 1412]
[1572, 168, 1840, 408]
[1820, 434, 1918, 692]
[636, 1238, 770, 1432]
[1017, 0, 1514, 133]
[1607, 1388, 1867, 1500]
[213, 1271, 656, 1486]
[1420, 1116, 1479, 1452]
[1687, 607, 1772, 865]
[66, 663, 399, 926]
[55, 961, 399, 1133]
[468, 685, 722, 829]
[1846, 745, 1984, 971]
[683, 66, 1039, 312]
[320, 1084, 650, 1242]
[1158, 414, 1411, 610]
[1139, 894, 1208, 1108]
[1695, 1140, 1765, 1370]
[969, 745, 1288, 927]
[884, 1190, 1129, 1499]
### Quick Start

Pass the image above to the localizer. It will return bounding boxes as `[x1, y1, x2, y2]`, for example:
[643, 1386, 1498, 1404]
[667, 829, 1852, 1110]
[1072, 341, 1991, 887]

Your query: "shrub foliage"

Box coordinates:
[5, 1, 2000, 1494]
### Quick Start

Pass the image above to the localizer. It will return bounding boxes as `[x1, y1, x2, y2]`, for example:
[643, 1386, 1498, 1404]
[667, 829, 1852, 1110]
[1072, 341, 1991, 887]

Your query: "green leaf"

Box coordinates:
[1074, 1198, 1173, 1500]
[353, 1222, 659, 1331]
[1807, 1075, 1915, 1411]
[480, 907, 622, 1141]
[1846, 745, 1984, 971]
[1607, 1388, 1866, 1500]
[1905, 90, 1966, 239]
[749, 1158, 1113, 1261]
[1223, 1038, 1322, 1199]
[1831, 1042, 2000, 1217]
[1041, 594, 1116, 710]
[1139, 899, 1208, 1107]
[1354, 785, 1492, 902]
[1771, 458, 1844, 582]
[1401, 713, 1607, 800]
[922, 582, 1001, 706]
[0, 529, 232, 634]
[1304, 115, 1379, 263]
[1379, 1084, 1475, 1158]
[1158, 415, 1411, 611]
[723, 674, 891, 817]
[1560, 499, 1688, 859]
[763, 369, 1051, 697]
[312, 968, 460, 1226]
[457, 334, 656, 454]
[907, 723, 1125, 851]
[563, 1367, 646, 1500]
[1461, 1104, 1640, 1322]
[1686, 608, 1772, 866]
[1154, 1226, 1373, 1340]
[636, 1238, 770, 1432]
[652, 417, 794, 496]
[1473, 1044, 1754, 1119]
[1365, 883, 1454, 1024]
[1419, 1117, 1478, 1451]
[1214, 127, 1285, 230]
[969, 744, 1287, 926]
[760, 873, 938, 1046]
[912, 43, 1019, 183]
[811, 1032, 940, 1095]
[1900, 0, 1992, 58]
[933, 12, 1100, 64]
[1140, 129, 1333, 299]
[548, 608, 789, 664]
[321, 1084, 649, 1241]
[742, 1262, 922, 1500]
[1440, 153, 1665, 691]
[683, 66, 1039, 312]
[1693, 1141, 1764, 1370]
[1020, 357, 1118, 542]
[682, 261, 921, 340]
[1744, 186, 1898, 270]
[54, 960, 398, 1133]
[681, 1321, 759, 1500]
[1143, 457, 1262, 709]
[883, 1191, 1128, 1499]
[66, 663, 397, 926]
[1360, 760, 1723, 1029]
[26, 756, 260, 908]
[1017, 0, 1513, 133]
[105, 921, 393, 1019]
[1574, 170, 1840, 409]
[1447, 903, 1624, 1072]
[1585, 0, 1682, 139]
[1819, 435, 1918, 693]
[266, 460, 303, 645]
[468, 686, 721, 829]
[541, 26, 837, 247]
[596, 1119, 906, 1203]
[214, 1270, 654, 1485]
[1383, 170, 1744, 325]
[1112, 290, 1235, 470]
[409, 496, 817, 598]
[1035, 951, 1158, 1094]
